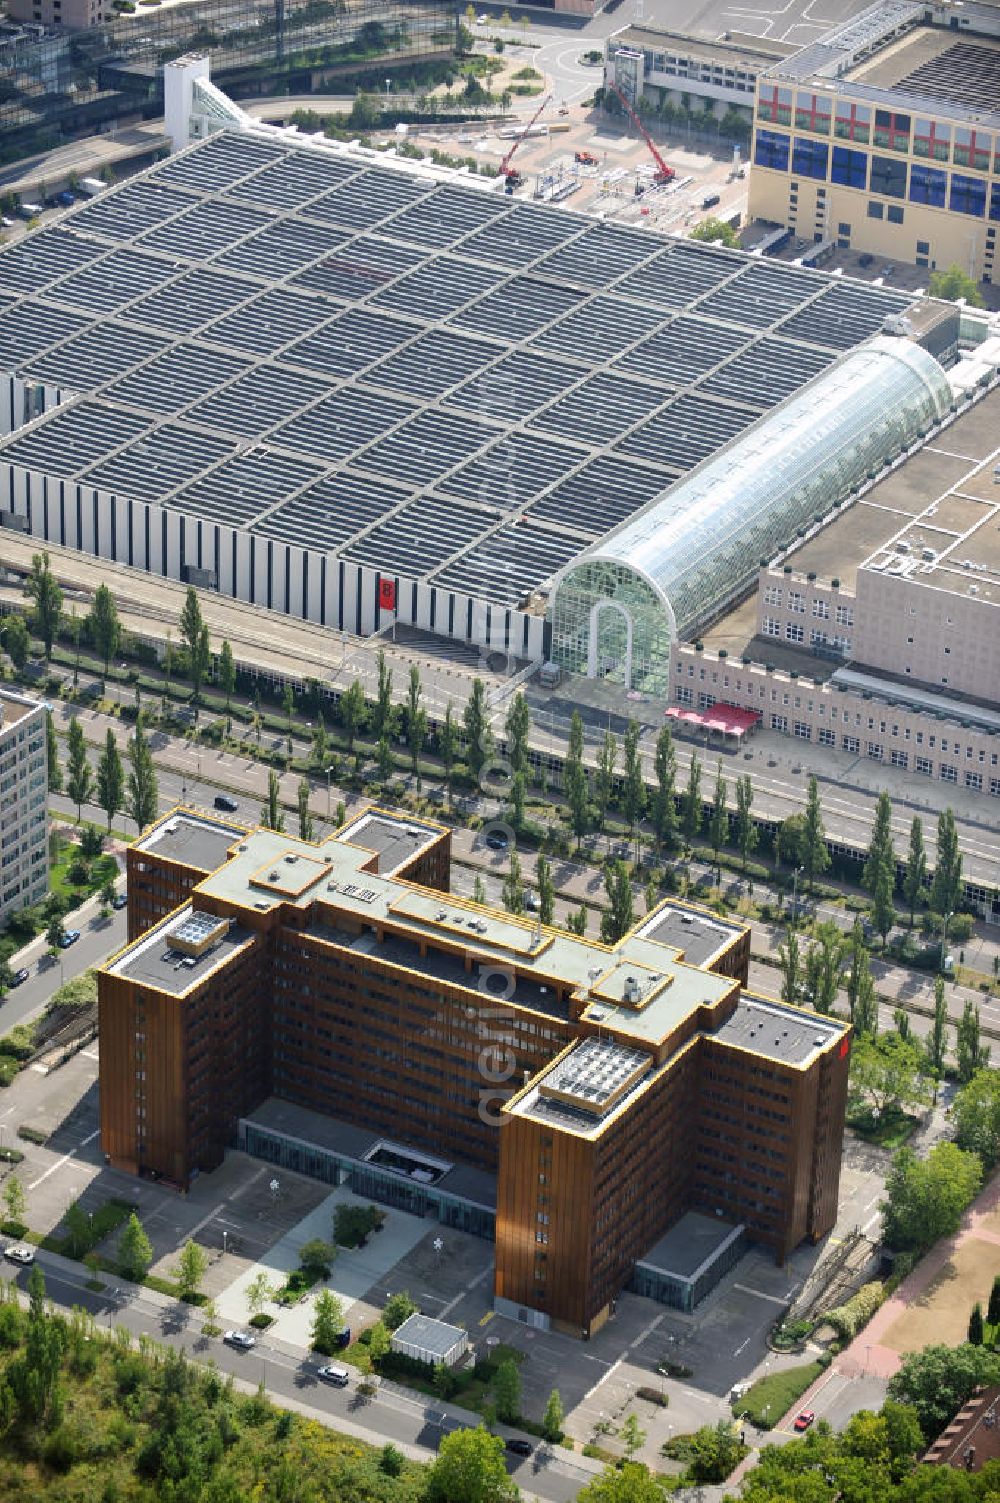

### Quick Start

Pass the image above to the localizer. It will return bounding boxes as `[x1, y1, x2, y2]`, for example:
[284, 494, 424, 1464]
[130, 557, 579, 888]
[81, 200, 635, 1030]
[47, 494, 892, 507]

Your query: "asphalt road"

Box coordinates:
[8, 1253, 591, 1503]
[0, 898, 127, 1035]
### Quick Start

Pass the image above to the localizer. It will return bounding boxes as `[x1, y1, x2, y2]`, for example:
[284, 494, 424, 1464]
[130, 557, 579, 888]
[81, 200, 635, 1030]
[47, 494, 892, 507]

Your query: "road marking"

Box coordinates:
[186, 1199, 226, 1244]
[29, 1129, 99, 1190]
[863, 1212, 881, 1235]
[681, 1388, 714, 1403]
[581, 1357, 620, 1403]
[440, 1264, 490, 1321]
[733, 1337, 751, 1357]
[732, 1284, 790, 1307]
[82, 1050, 100, 1062]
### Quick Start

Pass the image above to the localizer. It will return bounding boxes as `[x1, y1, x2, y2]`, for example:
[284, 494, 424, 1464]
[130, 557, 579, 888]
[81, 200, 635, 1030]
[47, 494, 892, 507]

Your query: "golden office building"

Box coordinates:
[747, 0, 1000, 283]
[99, 806, 849, 1336]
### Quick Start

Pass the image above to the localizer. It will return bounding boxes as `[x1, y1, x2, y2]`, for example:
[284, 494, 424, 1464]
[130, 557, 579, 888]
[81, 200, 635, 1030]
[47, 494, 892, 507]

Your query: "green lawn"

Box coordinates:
[735, 1361, 826, 1429]
[846, 1105, 918, 1150]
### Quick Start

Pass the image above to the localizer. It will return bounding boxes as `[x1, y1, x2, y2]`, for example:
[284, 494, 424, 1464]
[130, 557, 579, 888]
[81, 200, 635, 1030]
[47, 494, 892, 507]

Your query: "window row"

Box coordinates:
[758, 92, 997, 168]
[754, 132, 1000, 219]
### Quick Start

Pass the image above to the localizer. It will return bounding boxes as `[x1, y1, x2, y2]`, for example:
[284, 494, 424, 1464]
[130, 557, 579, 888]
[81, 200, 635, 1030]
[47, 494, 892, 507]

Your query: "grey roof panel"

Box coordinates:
[0, 128, 925, 611]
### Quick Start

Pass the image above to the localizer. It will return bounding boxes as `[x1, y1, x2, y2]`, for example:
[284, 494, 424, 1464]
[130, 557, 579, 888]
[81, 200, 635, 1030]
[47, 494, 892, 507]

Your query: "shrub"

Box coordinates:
[43, 1425, 79, 1472]
[249, 1312, 274, 1329]
[824, 1281, 885, 1340]
[384, 1290, 417, 1331]
[636, 1385, 669, 1407]
[0, 1302, 24, 1348]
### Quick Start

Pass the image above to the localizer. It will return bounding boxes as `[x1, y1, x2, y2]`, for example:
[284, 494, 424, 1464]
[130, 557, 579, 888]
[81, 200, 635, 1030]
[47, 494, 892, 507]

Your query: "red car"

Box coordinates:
[575, 150, 599, 166]
[793, 1410, 815, 1432]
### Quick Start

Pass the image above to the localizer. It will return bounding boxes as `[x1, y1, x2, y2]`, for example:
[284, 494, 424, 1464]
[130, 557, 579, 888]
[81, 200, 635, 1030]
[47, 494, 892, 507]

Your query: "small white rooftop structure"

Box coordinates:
[390, 1313, 469, 1369]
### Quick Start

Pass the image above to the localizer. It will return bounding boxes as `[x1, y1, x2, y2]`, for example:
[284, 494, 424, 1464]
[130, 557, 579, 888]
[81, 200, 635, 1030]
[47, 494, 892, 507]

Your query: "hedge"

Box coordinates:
[824, 1281, 885, 1341]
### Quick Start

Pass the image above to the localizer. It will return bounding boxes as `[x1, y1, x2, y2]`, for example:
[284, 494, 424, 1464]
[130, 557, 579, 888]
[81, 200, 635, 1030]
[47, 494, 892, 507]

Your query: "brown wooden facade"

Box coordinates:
[101, 809, 850, 1333]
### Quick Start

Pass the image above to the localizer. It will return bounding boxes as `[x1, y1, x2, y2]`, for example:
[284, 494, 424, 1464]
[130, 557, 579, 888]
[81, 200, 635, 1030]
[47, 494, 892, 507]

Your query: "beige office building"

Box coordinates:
[0, 689, 49, 925]
[748, 0, 1000, 284]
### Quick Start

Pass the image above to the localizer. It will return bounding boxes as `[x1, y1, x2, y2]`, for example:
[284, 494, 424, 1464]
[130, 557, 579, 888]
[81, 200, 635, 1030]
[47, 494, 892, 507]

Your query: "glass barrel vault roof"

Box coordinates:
[562, 336, 950, 643]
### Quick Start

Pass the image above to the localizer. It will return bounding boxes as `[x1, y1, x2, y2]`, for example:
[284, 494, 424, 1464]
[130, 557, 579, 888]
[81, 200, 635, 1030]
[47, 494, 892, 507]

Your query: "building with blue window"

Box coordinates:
[748, 0, 1000, 284]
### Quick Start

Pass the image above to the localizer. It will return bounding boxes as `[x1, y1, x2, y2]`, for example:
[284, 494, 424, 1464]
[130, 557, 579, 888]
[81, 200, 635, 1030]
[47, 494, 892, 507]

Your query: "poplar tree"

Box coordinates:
[125, 719, 158, 830]
[536, 854, 555, 925]
[66, 716, 93, 820]
[463, 678, 492, 781]
[218, 638, 236, 715]
[505, 691, 530, 779]
[88, 582, 120, 687]
[440, 704, 458, 801]
[902, 815, 927, 927]
[600, 859, 634, 944]
[595, 730, 617, 831]
[375, 649, 394, 739]
[622, 718, 646, 850]
[564, 710, 589, 849]
[708, 762, 728, 880]
[652, 724, 678, 851]
[862, 790, 895, 895]
[801, 775, 830, 891]
[25, 550, 61, 659]
[96, 728, 124, 832]
[735, 773, 757, 871]
[45, 709, 62, 794]
[682, 754, 702, 847]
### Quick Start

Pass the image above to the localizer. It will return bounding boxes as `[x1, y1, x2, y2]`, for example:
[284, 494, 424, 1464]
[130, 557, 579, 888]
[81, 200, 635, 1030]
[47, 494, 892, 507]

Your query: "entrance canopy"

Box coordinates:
[665, 704, 762, 738]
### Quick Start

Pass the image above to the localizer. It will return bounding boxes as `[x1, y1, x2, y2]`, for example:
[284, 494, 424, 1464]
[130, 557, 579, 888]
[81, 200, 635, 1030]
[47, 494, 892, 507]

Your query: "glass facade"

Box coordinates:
[950, 173, 987, 217]
[238, 1120, 496, 1240]
[870, 154, 906, 197]
[550, 340, 951, 695]
[0, 0, 455, 158]
[831, 145, 867, 190]
[910, 163, 947, 207]
[754, 128, 789, 172]
[791, 136, 828, 180]
[550, 560, 673, 696]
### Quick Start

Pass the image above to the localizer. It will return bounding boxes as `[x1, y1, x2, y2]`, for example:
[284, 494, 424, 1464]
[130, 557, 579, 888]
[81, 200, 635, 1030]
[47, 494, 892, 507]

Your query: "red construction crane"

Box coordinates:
[610, 82, 675, 189]
[500, 93, 551, 189]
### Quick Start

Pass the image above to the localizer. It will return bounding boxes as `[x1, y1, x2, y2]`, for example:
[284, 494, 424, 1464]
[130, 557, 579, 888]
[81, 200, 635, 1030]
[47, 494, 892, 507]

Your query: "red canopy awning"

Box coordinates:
[665, 704, 762, 737]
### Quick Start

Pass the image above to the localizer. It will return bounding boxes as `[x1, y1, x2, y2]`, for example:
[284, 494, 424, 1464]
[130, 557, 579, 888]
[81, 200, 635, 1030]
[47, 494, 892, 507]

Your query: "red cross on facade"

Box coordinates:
[796, 93, 831, 132]
[834, 102, 869, 141]
[914, 119, 950, 158]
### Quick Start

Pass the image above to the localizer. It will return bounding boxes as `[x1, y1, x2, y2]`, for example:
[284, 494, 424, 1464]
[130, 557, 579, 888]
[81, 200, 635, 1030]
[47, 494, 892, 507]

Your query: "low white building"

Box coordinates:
[0, 688, 48, 924]
[390, 1312, 469, 1369]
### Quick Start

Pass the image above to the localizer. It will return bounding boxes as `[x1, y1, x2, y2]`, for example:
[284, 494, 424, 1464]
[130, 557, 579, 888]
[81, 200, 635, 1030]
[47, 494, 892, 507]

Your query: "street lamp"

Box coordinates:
[791, 864, 803, 925]
[385, 77, 391, 97]
[327, 765, 336, 818]
[941, 909, 953, 973]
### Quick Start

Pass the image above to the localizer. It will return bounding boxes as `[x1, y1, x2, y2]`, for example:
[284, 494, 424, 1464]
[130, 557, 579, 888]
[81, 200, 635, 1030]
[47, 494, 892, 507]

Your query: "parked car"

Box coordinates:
[524, 892, 540, 912]
[317, 1364, 350, 1386]
[214, 794, 239, 813]
[484, 832, 508, 851]
[223, 1330, 256, 1350]
[701, 191, 721, 209]
[59, 929, 81, 948]
[10, 968, 29, 987]
[112, 893, 128, 910]
[506, 1438, 533, 1456]
[575, 150, 599, 166]
[4, 1245, 34, 1266]
[793, 1410, 815, 1432]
